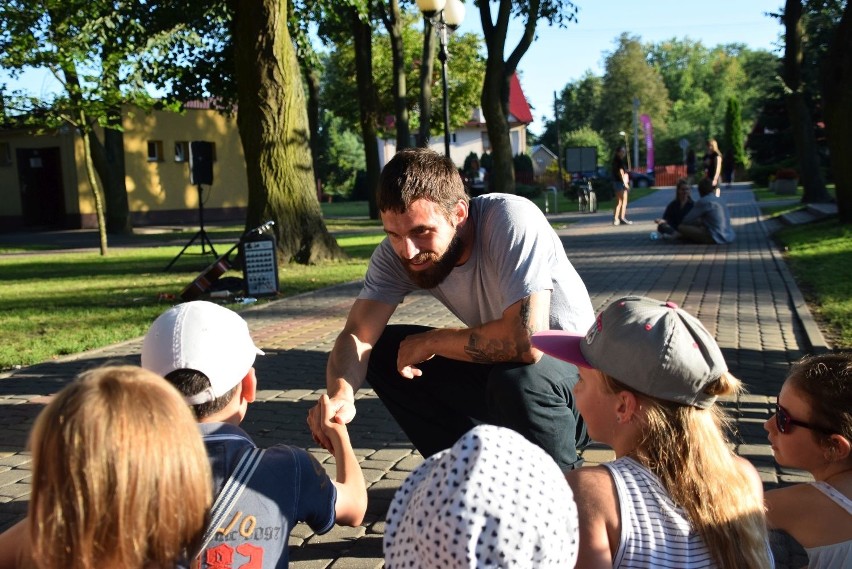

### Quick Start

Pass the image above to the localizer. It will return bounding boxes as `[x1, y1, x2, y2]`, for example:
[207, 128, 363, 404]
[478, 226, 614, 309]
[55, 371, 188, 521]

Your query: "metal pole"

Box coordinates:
[438, 21, 451, 158]
[554, 91, 564, 194]
[632, 97, 640, 171]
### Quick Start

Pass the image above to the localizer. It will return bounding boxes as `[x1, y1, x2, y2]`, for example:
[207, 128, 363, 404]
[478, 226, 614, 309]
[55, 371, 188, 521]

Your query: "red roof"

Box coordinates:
[509, 73, 533, 124]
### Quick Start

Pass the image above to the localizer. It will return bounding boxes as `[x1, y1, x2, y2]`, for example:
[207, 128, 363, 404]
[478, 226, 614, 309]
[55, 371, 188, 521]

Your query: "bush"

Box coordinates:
[748, 160, 795, 187]
[513, 153, 534, 174]
[776, 168, 799, 180]
[515, 184, 542, 199]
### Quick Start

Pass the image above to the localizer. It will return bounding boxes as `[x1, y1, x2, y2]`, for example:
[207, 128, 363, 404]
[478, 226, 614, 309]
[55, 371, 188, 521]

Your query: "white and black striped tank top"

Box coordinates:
[603, 456, 717, 568]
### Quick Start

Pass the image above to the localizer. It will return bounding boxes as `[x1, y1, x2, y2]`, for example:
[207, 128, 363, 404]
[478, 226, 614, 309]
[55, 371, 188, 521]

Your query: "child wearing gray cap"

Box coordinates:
[532, 295, 773, 569]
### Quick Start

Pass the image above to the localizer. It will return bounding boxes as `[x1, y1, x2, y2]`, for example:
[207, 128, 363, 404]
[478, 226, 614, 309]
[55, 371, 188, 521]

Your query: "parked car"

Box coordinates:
[630, 170, 655, 188]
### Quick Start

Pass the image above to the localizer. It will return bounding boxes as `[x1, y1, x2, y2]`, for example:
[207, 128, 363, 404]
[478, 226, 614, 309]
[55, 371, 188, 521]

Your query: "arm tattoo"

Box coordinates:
[463, 297, 541, 363]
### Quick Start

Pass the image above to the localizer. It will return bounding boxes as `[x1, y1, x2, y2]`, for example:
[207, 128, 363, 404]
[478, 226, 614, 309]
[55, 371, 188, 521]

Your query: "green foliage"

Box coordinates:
[724, 97, 747, 167]
[775, 219, 852, 348]
[564, 126, 606, 166]
[513, 153, 534, 173]
[321, 6, 484, 139]
[536, 35, 780, 168]
[515, 184, 542, 199]
[597, 34, 671, 144]
[317, 111, 365, 198]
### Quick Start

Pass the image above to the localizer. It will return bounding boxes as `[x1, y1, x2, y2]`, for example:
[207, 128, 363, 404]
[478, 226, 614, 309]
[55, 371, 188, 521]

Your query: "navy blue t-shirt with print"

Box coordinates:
[195, 422, 336, 569]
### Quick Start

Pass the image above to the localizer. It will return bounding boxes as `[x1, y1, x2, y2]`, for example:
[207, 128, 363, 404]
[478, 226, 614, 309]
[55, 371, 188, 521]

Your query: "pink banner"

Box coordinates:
[640, 114, 654, 172]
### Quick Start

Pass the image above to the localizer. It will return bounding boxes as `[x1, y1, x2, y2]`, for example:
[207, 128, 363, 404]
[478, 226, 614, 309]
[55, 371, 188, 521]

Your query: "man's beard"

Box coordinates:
[403, 232, 464, 289]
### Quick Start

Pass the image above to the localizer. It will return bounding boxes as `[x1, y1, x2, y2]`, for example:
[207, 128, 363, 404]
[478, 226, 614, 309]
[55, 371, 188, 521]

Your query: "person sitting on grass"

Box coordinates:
[142, 301, 367, 569]
[677, 177, 735, 244]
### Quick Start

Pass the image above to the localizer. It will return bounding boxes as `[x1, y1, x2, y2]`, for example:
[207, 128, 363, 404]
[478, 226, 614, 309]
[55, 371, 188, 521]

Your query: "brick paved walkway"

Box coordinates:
[0, 184, 820, 567]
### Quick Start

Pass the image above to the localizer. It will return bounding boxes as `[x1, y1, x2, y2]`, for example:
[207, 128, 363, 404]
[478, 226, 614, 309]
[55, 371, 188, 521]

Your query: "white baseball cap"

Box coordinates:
[141, 301, 264, 405]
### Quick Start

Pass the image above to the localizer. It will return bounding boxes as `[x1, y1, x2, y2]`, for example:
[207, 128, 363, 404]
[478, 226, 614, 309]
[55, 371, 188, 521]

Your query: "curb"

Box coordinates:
[758, 213, 832, 354]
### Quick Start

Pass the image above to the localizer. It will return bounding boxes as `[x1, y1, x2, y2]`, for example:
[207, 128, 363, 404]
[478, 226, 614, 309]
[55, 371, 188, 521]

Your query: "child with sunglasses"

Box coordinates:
[764, 353, 852, 569]
[532, 296, 773, 568]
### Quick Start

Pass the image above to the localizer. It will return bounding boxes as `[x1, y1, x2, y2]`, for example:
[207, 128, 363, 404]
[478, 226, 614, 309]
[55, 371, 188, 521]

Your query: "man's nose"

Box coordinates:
[401, 238, 420, 259]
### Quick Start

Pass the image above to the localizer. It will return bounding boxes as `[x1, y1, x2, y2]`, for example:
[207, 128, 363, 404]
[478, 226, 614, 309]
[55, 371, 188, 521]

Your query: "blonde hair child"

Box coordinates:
[0, 365, 211, 569]
[533, 296, 772, 568]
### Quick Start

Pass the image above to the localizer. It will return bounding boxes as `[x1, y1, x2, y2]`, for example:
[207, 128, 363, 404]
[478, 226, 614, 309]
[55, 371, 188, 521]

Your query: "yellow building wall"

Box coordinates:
[122, 105, 248, 216]
[1, 105, 248, 229]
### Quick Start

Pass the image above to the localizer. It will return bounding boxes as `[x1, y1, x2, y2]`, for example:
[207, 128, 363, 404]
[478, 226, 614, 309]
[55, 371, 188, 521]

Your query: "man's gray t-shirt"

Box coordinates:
[359, 193, 594, 333]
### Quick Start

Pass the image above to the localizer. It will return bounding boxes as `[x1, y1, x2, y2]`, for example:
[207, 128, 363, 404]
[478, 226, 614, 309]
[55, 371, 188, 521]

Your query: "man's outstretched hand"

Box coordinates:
[308, 394, 356, 452]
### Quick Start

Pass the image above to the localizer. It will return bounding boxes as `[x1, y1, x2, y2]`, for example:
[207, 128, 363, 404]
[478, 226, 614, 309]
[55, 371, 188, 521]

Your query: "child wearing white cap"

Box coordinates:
[532, 295, 773, 569]
[142, 301, 367, 569]
[384, 424, 579, 568]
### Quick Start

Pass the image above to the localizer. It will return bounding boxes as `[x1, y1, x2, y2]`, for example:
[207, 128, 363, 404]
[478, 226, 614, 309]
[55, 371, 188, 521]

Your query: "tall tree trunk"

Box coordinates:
[380, 0, 409, 150]
[481, 61, 514, 193]
[88, 104, 132, 235]
[231, 0, 343, 263]
[783, 0, 831, 203]
[478, 0, 540, 194]
[418, 19, 436, 148]
[301, 60, 322, 200]
[821, 3, 852, 223]
[81, 128, 109, 255]
[350, 7, 381, 219]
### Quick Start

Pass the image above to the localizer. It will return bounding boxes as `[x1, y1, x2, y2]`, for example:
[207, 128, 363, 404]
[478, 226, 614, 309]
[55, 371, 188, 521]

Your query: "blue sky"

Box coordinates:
[479, 0, 785, 134]
[3, 1, 784, 137]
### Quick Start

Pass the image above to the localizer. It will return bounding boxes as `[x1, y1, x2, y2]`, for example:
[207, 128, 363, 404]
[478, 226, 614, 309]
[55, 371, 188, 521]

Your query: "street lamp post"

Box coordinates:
[619, 130, 631, 171]
[417, 0, 465, 158]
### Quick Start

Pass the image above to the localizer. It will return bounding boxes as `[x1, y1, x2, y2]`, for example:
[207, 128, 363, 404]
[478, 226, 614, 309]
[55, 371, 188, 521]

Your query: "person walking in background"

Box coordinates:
[611, 146, 632, 225]
[307, 147, 595, 474]
[384, 424, 579, 568]
[0, 366, 212, 569]
[677, 178, 736, 244]
[654, 178, 694, 238]
[764, 353, 852, 569]
[532, 296, 774, 569]
[703, 138, 723, 197]
[143, 301, 367, 569]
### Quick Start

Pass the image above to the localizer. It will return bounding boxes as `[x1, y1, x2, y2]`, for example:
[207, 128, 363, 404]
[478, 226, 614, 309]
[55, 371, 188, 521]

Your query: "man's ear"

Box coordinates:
[453, 198, 468, 226]
[240, 368, 257, 404]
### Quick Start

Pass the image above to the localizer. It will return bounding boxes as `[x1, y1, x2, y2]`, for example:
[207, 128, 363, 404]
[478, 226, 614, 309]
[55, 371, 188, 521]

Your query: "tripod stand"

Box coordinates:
[164, 184, 219, 271]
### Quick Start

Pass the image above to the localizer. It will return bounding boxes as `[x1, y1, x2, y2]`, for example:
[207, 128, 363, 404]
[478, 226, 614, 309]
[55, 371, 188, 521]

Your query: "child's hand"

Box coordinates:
[318, 394, 349, 446]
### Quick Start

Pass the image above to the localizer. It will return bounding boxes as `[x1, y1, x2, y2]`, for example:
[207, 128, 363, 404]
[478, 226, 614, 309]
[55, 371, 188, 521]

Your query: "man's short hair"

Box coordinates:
[377, 148, 468, 217]
[698, 177, 714, 196]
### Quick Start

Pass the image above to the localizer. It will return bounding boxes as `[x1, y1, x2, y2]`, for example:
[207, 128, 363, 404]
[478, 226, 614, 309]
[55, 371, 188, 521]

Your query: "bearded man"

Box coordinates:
[307, 148, 594, 471]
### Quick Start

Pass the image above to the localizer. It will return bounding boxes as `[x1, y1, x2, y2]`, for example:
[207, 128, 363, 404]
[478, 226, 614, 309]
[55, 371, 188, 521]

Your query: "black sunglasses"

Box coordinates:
[775, 402, 834, 435]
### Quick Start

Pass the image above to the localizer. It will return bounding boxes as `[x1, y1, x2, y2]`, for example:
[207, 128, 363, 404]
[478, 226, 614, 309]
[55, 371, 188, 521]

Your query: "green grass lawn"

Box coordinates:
[2, 189, 847, 370]
[774, 218, 852, 349]
[0, 231, 383, 371]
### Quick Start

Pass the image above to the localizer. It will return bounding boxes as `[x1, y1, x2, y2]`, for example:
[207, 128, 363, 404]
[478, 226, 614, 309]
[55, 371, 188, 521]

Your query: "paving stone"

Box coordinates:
[0, 185, 817, 567]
